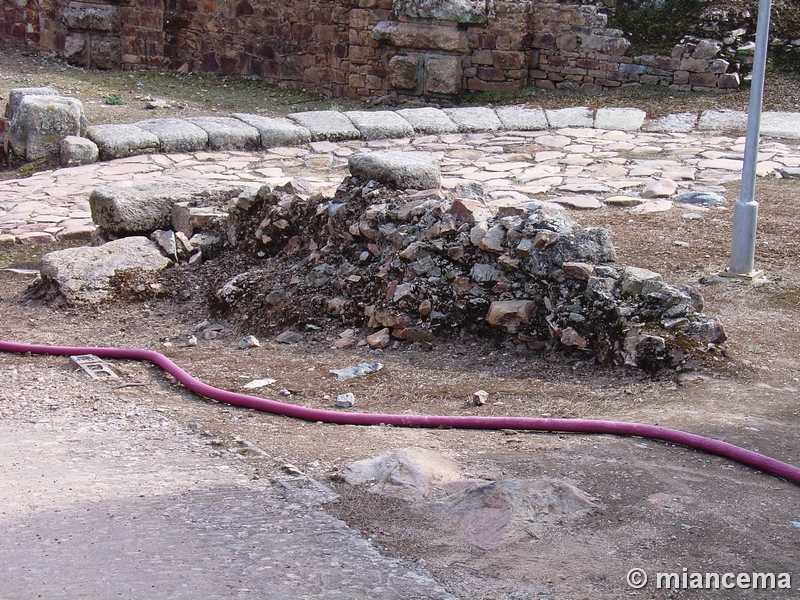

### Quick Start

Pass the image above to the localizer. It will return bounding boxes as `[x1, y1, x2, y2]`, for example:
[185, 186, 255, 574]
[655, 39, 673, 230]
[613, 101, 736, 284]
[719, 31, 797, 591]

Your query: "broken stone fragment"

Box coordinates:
[486, 301, 536, 333]
[238, 335, 260, 349]
[621, 266, 663, 296]
[366, 328, 391, 349]
[276, 331, 302, 344]
[560, 327, 588, 349]
[336, 393, 356, 408]
[641, 178, 679, 199]
[561, 261, 595, 280]
[150, 229, 177, 259]
[472, 390, 489, 405]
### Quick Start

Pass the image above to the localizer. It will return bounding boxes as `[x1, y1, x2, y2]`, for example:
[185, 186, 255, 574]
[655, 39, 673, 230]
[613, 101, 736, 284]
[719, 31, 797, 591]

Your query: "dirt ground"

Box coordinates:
[2, 46, 800, 599]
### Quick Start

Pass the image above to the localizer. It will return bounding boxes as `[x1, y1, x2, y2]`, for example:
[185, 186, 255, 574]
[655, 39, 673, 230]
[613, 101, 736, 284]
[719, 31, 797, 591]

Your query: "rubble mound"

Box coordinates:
[208, 176, 724, 370]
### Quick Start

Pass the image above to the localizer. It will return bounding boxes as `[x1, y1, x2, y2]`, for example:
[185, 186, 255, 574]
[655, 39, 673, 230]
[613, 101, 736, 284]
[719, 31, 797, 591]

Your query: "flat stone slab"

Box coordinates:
[594, 107, 646, 131]
[135, 118, 209, 153]
[550, 195, 603, 209]
[605, 195, 647, 207]
[698, 110, 747, 131]
[349, 151, 441, 189]
[38, 236, 171, 304]
[184, 116, 261, 151]
[546, 107, 593, 128]
[395, 107, 458, 134]
[287, 111, 361, 141]
[86, 124, 160, 160]
[495, 106, 548, 131]
[761, 112, 800, 139]
[232, 113, 311, 148]
[629, 199, 674, 214]
[673, 191, 726, 205]
[443, 107, 503, 132]
[642, 112, 698, 133]
[344, 110, 414, 140]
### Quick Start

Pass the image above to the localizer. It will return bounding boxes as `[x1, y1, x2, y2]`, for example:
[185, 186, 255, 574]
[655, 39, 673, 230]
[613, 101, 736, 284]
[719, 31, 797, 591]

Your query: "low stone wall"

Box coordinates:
[530, 3, 739, 92]
[1, 0, 741, 97]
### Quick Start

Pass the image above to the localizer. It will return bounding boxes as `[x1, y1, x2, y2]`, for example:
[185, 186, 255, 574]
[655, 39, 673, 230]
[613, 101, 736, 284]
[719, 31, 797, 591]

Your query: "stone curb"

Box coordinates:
[83, 106, 800, 161]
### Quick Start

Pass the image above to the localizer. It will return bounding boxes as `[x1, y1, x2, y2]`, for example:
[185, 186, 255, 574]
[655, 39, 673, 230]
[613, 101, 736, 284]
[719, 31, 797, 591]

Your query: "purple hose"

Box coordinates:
[2, 339, 799, 486]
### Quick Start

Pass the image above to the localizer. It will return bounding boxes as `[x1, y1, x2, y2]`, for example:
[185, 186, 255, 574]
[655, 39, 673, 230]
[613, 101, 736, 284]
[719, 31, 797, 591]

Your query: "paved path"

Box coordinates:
[2, 120, 799, 246]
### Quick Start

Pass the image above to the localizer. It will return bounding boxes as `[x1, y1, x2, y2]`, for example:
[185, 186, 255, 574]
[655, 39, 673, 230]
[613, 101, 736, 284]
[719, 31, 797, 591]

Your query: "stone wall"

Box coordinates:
[1, 0, 740, 97]
[530, 2, 739, 92]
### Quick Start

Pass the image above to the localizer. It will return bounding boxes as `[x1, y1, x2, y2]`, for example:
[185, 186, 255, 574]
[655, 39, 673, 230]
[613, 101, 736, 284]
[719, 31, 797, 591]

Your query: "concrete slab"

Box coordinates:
[86, 124, 160, 160]
[344, 110, 414, 140]
[184, 116, 261, 150]
[287, 111, 361, 141]
[136, 118, 209, 153]
[232, 113, 312, 148]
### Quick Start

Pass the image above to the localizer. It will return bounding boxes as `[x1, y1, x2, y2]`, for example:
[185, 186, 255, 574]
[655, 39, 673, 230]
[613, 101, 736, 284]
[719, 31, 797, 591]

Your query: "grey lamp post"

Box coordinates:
[725, 0, 772, 278]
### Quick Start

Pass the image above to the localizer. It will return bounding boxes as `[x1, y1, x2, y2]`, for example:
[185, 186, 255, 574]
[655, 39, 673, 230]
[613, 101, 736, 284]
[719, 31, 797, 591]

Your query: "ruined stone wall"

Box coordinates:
[530, 2, 739, 92]
[1, 0, 164, 70]
[1, 0, 740, 97]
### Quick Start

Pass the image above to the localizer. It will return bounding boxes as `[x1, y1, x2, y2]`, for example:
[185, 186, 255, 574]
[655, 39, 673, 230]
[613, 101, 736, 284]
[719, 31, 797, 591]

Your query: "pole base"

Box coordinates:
[719, 268, 764, 281]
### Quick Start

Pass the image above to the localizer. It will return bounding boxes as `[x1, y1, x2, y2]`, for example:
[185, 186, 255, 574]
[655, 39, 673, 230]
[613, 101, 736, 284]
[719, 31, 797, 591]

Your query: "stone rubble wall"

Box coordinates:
[530, 2, 739, 92]
[1, 0, 739, 96]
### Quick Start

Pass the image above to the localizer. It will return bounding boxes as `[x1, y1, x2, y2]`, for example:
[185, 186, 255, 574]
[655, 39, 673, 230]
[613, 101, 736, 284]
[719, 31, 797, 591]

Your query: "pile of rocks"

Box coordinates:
[210, 152, 724, 369]
[35, 150, 725, 370]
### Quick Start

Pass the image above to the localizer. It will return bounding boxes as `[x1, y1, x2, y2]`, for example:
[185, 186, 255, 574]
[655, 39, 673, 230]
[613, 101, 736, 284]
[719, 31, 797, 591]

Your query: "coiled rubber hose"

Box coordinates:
[2, 340, 799, 486]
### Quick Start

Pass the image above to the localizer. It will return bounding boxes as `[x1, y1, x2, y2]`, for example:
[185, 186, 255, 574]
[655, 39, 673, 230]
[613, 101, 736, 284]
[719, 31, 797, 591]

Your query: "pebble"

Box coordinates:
[335, 393, 356, 408]
[276, 331, 302, 344]
[238, 335, 260, 349]
[473, 390, 489, 406]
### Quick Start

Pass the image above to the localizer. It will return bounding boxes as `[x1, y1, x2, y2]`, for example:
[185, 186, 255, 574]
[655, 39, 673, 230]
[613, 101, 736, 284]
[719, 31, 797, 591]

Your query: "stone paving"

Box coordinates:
[2, 106, 800, 247]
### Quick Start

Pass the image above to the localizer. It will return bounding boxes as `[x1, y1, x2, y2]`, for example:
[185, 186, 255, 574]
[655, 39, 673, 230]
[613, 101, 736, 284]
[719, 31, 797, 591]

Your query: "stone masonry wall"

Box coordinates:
[530, 2, 740, 92]
[1, 0, 740, 97]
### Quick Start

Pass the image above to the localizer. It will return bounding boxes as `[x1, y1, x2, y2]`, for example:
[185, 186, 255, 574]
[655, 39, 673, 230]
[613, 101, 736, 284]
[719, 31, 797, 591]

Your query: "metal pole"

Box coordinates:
[726, 0, 772, 277]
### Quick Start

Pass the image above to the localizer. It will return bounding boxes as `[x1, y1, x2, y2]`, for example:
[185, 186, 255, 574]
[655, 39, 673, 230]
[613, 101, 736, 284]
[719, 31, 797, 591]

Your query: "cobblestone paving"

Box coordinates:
[2, 126, 799, 247]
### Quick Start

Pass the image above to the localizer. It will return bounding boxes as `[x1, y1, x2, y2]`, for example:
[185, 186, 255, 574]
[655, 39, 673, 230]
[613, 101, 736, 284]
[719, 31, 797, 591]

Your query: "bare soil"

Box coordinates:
[2, 47, 800, 599]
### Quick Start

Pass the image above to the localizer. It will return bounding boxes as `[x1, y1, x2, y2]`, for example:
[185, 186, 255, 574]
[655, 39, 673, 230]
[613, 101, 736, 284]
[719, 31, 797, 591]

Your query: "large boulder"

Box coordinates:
[89, 182, 246, 236]
[348, 151, 441, 189]
[38, 237, 171, 304]
[8, 96, 87, 160]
